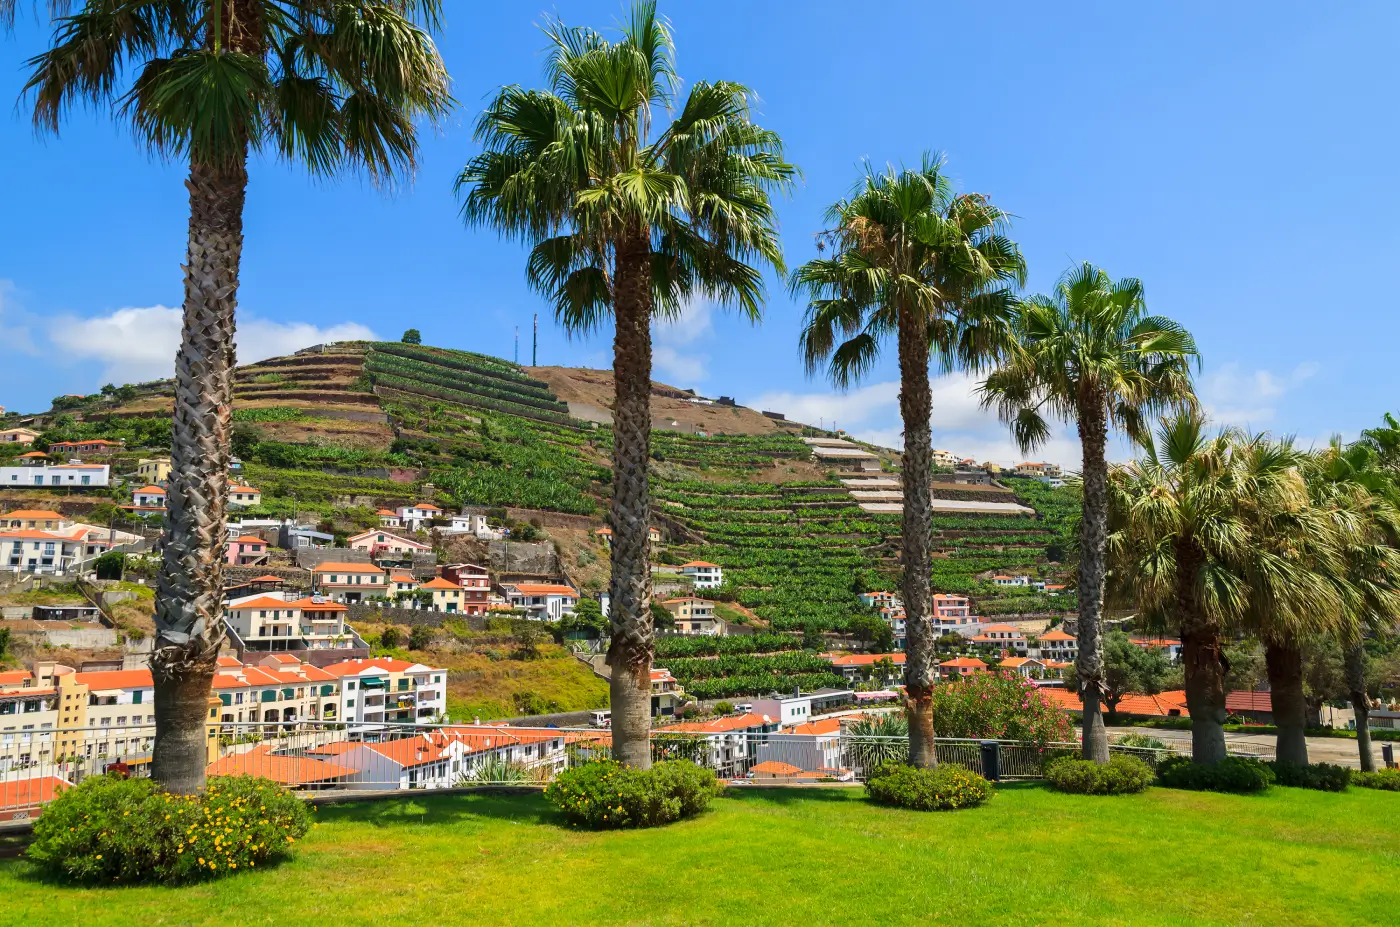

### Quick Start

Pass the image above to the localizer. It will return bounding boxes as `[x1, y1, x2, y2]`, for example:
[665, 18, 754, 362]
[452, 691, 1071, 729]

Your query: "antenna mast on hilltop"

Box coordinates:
[514, 326, 519, 364]
[532, 313, 538, 367]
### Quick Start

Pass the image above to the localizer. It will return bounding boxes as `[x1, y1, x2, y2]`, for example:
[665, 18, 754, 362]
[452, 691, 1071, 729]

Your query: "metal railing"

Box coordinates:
[0, 720, 1270, 821]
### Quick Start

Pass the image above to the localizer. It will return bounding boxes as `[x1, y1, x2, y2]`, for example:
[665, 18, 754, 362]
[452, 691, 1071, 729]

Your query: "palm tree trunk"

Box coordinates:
[1075, 394, 1110, 764]
[606, 229, 655, 770]
[150, 156, 247, 793]
[1176, 538, 1228, 764]
[896, 305, 937, 769]
[1345, 641, 1375, 772]
[1264, 642, 1309, 765]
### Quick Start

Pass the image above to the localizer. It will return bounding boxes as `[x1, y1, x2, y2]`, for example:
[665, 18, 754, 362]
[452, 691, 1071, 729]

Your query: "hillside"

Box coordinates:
[1, 340, 1078, 648]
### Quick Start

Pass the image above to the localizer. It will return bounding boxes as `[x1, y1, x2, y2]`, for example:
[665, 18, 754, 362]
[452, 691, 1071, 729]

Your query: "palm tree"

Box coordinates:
[457, 0, 794, 768]
[24, 0, 450, 792]
[981, 263, 1197, 763]
[1227, 440, 1347, 766]
[791, 157, 1024, 768]
[1108, 414, 1311, 763]
[1307, 436, 1400, 771]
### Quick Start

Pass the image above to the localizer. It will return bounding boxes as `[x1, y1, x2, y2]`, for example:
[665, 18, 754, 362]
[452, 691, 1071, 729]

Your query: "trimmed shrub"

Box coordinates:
[865, 762, 994, 811]
[1156, 755, 1274, 793]
[1267, 761, 1351, 792]
[1046, 755, 1154, 795]
[27, 775, 312, 884]
[544, 760, 722, 829]
[1352, 769, 1400, 791]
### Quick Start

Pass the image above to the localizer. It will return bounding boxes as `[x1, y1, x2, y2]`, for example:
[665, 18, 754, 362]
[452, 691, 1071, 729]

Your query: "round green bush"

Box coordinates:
[27, 774, 312, 884]
[1113, 732, 1168, 750]
[544, 759, 723, 829]
[1046, 755, 1154, 795]
[1156, 755, 1274, 794]
[1353, 769, 1400, 791]
[864, 762, 994, 811]
[1266, 761, 1351, 792]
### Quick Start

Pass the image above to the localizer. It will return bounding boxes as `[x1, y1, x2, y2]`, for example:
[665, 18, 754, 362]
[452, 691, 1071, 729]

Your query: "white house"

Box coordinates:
[347, 529, 432, 559]
[311, 562, 388, 603]
[437, 513, 504, 540]
[499, 582, 578, 620]
[223, 594, 352, 653]
[129, 484, 166, 509]
[376, 509, 402, 528]
[2, 517, 101, 574]
[322, 657, 447, 730]
[680, 560, 723, 589]
[990, 574, 1030, 587]
[396, 503, 442, 531]
[1, 463, 110, 488]
[227, 482, 262, 507]
[1035, 629, 1078, 663]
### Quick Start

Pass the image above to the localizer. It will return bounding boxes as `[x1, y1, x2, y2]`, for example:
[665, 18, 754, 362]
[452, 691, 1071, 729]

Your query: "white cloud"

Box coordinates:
[48, 305, 377, 384]
[1199, 361, 1319, 428]
[747, 380, 901, 432]
[652, 299, 713, 384]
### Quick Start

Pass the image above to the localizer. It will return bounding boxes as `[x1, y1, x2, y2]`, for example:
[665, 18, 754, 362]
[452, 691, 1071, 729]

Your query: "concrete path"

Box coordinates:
[1106, 726, 1375, 769]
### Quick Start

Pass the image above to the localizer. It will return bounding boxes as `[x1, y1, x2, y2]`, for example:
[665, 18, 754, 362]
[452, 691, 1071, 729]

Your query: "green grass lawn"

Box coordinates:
[3, 784, 1396, 927]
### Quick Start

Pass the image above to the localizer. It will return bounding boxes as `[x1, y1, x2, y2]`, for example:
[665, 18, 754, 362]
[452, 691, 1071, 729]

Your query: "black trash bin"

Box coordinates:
[980, 740, 1001, 782]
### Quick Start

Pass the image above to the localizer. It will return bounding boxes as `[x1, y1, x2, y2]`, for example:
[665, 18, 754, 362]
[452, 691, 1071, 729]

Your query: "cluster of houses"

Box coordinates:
[1, 509, 141, 575]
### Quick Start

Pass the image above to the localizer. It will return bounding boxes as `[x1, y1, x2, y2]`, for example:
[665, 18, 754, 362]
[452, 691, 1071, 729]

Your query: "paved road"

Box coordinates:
[1106, 726, 1375, 769]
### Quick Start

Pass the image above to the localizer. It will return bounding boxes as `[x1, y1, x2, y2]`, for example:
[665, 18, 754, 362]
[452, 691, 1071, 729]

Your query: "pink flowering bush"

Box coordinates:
[931, 672, 1074, 746]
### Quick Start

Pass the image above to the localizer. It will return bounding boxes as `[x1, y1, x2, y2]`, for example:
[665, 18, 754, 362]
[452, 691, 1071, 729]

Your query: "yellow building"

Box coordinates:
[136, 456, 172, 484]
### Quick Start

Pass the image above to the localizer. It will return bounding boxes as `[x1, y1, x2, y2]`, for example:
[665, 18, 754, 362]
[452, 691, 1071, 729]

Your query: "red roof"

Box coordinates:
[658, 713, 774, 734]
[73, 669, 153, 690]
[0, 670, 32, 687]
[681, 561, 719, 569]
[1227, 691, 1273, 713]
[939, 657, 987, 669]
[133, 485, 166, 495]
[787, 718, 842, 736]
[231, 535, 266, 545]
[508, 583, 576, 596]
[421, 577, 461, 590]
[0, 776, 69, 808]
[826, 653, 906, 667]
[751, 760, 803, 775]
[1, 509, 64, 520]
[1038, 629, 1076, 642]
[249, 574, 285, 583]
[207, 745, 354, 784]
[322, 658, 435, 677]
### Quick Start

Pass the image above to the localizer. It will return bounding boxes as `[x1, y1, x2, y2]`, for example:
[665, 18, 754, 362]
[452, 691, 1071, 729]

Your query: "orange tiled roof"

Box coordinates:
[207, 745, 354, 784]
[421, 577, 461, 590]
[0, 670, 33, 686]
[228, 595, 296, 610]
[939, 657, 987, 668]
[508, 583, 576, 596]
[0, 776, 69, 807]
[73, 669, 153, 690]
[826, 653, 906, 667]
[313, 562, 385, 574]
[658, 713, 774, 734]
[681, 561, 719, 569]
[231, 535, 266, 545]
[133, 485, 166, 495]
[787, 718, 842, 736]
[1, 509, 64, 520]
[1038, 629, 1075, 642]
[322, 657, 435, 677]
[751, 760, 803, 775]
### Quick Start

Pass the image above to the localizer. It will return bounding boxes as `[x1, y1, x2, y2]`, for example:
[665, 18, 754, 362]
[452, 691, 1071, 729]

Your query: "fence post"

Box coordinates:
[979, 740, 1001, 782]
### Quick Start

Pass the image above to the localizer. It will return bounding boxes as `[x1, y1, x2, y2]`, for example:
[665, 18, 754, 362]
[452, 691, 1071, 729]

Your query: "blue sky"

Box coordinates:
[1, 1, 1396, 466]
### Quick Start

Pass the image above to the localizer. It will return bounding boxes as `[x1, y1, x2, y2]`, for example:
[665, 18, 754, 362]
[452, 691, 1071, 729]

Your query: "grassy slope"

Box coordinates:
[3, 786, 1394, 927]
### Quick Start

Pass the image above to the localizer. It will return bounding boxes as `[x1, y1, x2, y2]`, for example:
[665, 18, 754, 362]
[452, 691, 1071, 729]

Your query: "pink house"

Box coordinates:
[226, 534, 269, 566]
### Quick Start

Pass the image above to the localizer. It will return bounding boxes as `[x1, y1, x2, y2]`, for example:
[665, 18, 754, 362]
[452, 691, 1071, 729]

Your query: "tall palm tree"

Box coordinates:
[457, 0, 794, 768]
[1307, 436, 1400, 771]
[25, 0, 450, 792]
[791, 157, 1024, 768]
[981, 263, 1197, 763]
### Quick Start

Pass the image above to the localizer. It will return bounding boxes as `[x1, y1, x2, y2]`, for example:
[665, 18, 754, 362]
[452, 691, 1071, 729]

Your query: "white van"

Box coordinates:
[589, 710, 612, 729]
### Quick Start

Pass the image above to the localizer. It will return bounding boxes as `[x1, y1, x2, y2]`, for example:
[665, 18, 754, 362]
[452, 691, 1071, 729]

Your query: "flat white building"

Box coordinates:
[680, 561, 723, 589]
[1, 463, 109, 488]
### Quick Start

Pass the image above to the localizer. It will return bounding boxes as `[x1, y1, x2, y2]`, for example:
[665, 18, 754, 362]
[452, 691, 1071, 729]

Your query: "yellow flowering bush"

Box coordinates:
[27, 774, 312, 884]
[544, 759, 722, 829]
[865, 761, 993, 811]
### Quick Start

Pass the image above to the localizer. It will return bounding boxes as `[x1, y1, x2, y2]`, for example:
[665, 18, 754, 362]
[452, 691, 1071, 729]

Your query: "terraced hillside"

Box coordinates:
[5, 341, 1077, 624]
